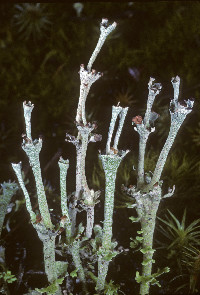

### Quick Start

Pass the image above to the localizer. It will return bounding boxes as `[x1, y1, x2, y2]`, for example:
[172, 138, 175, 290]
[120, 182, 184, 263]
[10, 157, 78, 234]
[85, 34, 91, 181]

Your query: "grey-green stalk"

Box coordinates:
[96, 104, 129, 292]
[126, 76, 194, 295]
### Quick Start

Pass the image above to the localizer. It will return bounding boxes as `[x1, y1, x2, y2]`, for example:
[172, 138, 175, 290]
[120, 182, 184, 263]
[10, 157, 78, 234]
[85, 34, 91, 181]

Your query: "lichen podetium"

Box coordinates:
[124, 76, 194, 295]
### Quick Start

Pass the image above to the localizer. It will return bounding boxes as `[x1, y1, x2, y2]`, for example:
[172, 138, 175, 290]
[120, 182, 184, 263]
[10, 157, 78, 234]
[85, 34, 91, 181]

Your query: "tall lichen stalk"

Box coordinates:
[123, 76, 194, 295]
[96, 105, 129, 292]
[12, 102, 63, 295]
[62, 18, 118, 292]
[67, 18, 117, 240]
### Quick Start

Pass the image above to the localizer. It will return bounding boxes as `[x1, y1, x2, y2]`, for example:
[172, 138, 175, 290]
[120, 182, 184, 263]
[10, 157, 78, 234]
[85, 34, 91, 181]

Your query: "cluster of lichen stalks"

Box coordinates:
[122, 76, 194, 294]
[11, 19, 194, 295]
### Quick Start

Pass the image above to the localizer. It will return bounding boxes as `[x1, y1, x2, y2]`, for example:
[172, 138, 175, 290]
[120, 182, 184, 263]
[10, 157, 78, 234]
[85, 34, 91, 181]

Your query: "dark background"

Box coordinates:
[0, 2, 200, 294]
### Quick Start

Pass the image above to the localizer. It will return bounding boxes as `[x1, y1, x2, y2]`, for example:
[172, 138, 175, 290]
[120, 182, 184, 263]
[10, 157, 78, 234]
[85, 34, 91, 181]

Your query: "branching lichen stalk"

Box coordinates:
[12, 101, 63, 294]
[76, 66, 102, 125]
[129, 77, 194, 295]
[76, 19, 116, 125]
[72, 18, 117, 240]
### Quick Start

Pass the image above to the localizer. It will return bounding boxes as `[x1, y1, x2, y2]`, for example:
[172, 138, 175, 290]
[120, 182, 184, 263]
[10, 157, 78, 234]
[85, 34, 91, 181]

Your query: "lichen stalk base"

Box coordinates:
[140, 216, 156, 295]
[35, 224, 62, 295]
[137, 187, 162, 295]
[70, 239, 87, 294]
[96, 257, 109, 292]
